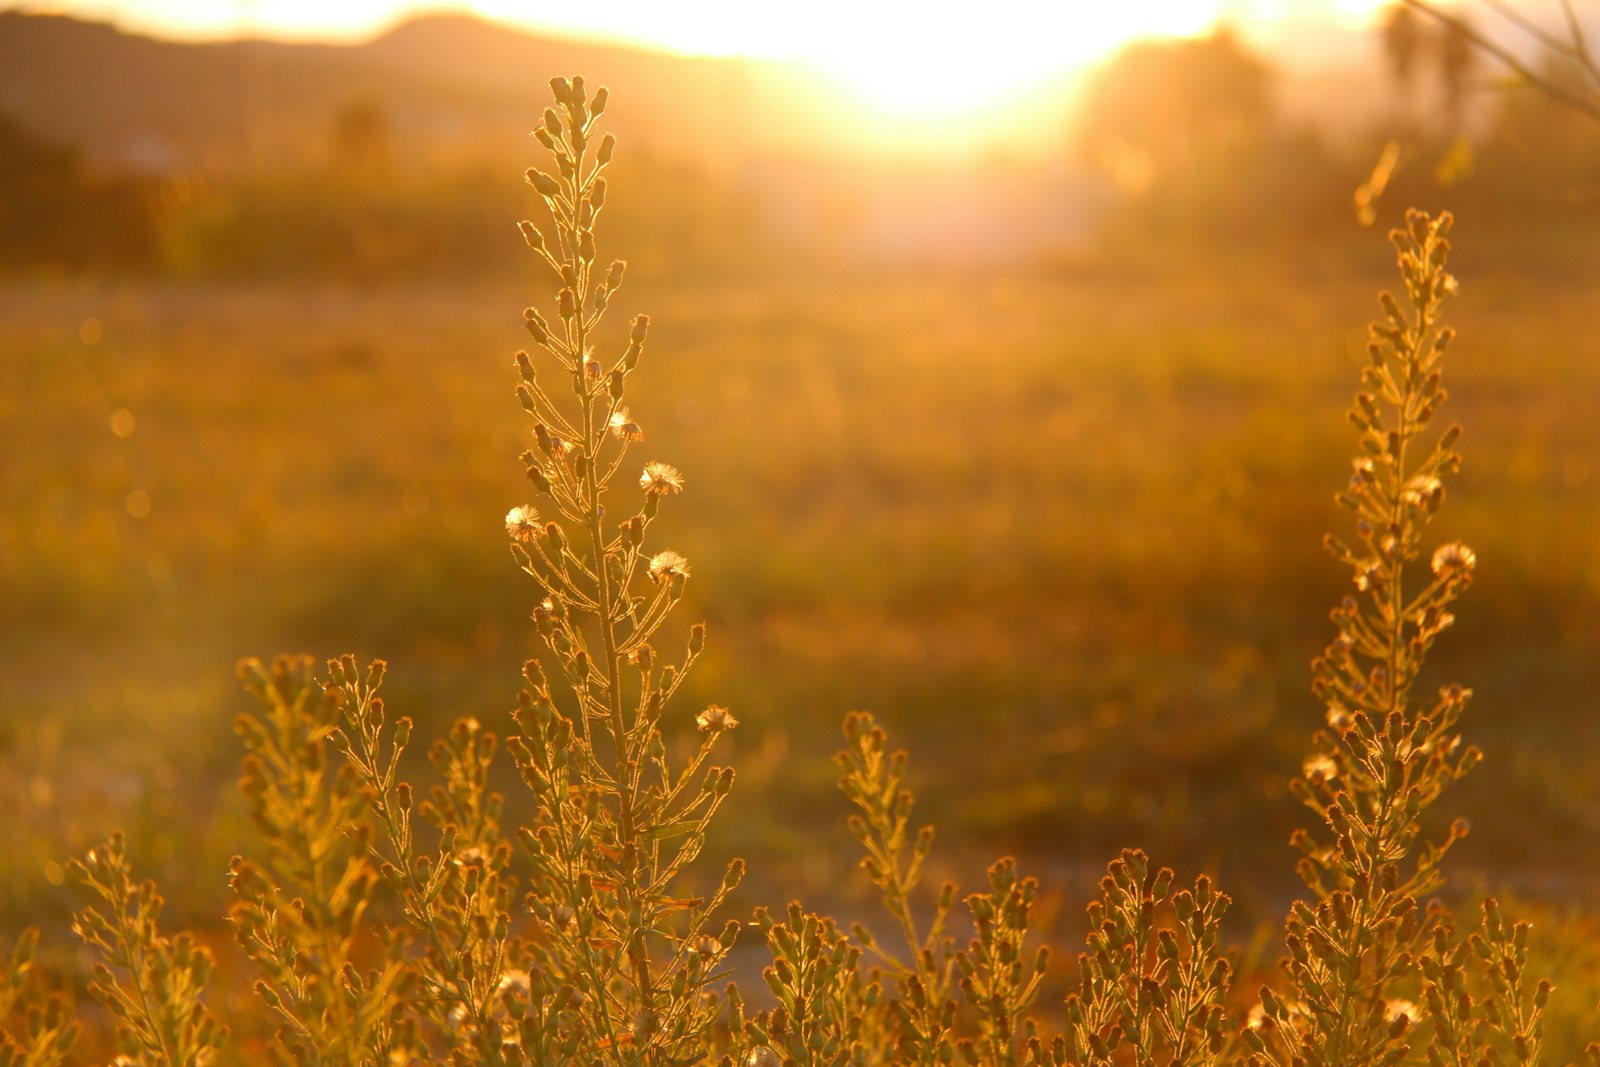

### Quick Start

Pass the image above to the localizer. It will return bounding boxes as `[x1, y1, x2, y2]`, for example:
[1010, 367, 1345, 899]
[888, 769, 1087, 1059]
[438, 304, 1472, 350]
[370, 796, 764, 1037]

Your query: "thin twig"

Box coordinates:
[1402, 0, 1600, 123]
[1478, 0, 1575, 57]
[1557, 0, 1600, 84]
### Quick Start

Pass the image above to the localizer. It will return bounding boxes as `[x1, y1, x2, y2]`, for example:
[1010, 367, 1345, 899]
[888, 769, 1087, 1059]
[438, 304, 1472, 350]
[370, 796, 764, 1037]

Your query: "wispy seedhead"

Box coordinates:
[648, 549, 691, 584]
[505, 504, 540, 543]
[1431, 540, 1476, 578]
[608, 407, 643, 441]
[696, 704, 737, 733]
[641, 460, 684, 495]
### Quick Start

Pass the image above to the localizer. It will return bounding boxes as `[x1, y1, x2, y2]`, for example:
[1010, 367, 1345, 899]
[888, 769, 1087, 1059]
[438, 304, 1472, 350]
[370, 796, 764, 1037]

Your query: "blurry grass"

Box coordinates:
[1, 253, 1597, 933]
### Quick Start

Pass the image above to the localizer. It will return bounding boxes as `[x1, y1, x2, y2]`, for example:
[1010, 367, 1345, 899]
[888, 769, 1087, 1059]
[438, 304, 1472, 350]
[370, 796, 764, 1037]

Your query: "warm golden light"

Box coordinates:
[34, 0, 1392, 148]
[796, 4, 1223, 124]
[44, 1, 1392, 71]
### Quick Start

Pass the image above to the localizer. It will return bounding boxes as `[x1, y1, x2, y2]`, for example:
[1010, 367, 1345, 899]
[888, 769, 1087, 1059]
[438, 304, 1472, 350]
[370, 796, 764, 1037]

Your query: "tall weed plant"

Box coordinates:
[0, 78, 1593, 1067]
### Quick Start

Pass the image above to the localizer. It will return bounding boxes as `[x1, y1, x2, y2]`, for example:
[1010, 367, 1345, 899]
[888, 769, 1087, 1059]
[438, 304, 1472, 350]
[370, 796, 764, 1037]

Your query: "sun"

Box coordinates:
[801, 3, 1224, 124]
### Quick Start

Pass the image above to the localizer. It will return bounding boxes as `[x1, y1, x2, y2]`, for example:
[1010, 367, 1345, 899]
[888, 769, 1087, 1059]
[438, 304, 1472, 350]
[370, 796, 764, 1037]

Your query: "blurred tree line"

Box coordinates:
[0, 114, 159, 272]
[3, 15, 1598, 280]
[1073, 18, 1600, 249]
[0, 97, 767, 281]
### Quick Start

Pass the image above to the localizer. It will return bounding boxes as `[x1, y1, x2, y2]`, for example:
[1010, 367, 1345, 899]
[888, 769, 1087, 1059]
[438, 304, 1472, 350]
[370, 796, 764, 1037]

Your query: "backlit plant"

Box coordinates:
[1, 81, 1593, 1067]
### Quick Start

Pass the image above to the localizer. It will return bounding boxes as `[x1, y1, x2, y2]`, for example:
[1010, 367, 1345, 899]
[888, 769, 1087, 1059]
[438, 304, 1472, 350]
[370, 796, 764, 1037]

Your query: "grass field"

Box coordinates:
[3, 244, 1598, 955]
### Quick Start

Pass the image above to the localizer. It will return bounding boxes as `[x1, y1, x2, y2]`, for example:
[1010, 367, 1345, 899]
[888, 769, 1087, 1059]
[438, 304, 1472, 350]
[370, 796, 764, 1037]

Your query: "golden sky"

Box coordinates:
[13, 0, 1392, 121]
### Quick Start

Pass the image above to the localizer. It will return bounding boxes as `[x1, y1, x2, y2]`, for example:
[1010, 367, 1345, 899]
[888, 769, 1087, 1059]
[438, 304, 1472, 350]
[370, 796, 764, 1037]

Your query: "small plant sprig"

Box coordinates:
[739, 902, 875, 1066]
[959, 858, 1053, 1065]
[1425, 899, 1555, 1067]
[0, 929, 77, 1066]
[503, 74, 743, 1064]
[70, 834, 226, 1066]
[832, 713, 1062, 1067]
[323, 656, 519, 1064]
[1061, 850, 1233, 1067]
[836, 711, 961, 1064]
[230, 655, 415, 1065]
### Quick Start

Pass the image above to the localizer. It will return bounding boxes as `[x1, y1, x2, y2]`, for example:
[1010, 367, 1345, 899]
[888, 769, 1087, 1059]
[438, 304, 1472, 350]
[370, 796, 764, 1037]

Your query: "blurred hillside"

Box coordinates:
[0, 10, 842, 169]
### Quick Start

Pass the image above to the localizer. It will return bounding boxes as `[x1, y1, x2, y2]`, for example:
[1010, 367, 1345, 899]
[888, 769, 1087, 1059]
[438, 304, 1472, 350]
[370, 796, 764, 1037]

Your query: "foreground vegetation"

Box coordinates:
[2, 78, 1600, 1063]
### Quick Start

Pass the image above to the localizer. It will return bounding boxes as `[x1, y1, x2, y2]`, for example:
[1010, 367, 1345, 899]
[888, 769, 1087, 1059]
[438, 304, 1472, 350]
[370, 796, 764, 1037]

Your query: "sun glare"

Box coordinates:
[801, 4, 1223, 123]
[475, 1, 1235, 126]
[46, 0, 1391, 133]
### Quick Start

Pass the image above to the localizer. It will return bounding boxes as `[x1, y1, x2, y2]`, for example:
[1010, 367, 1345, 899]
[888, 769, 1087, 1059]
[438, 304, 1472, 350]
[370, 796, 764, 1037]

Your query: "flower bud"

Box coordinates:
[525, 169, 561, 198]
[523, 308, 549, 344]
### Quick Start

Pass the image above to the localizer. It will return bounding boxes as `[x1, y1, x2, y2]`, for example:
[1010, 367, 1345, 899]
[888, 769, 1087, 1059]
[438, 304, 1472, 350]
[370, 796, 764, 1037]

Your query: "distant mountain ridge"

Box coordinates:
[0, 10, 840, 172]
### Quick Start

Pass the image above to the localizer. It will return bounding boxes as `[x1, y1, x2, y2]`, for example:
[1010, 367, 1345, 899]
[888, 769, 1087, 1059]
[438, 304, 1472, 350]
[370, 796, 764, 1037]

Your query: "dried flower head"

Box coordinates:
[1431, 541, 1476, 577]
[648, 550, 691, 583]
[696, 705, 737, 733]
[453, 846, 488, 868]
[1302, 753, 1338, 784]
[1325, 703, 1353, 732]
[640, 461, 684, 495]
[609, 407, 644, 441]
[1402, 473, 1442, 506]
[506, 505, 541, 543]
[497, 969, 532, 998]
[1384, 998, 1418, 1024]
